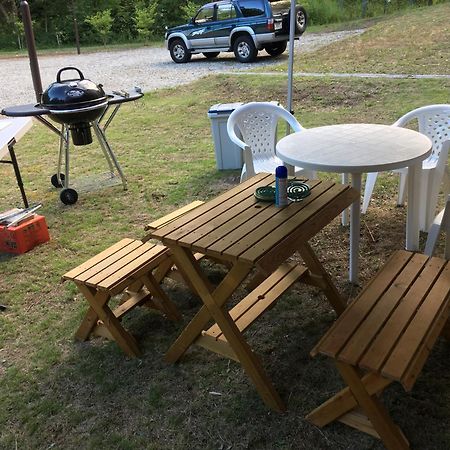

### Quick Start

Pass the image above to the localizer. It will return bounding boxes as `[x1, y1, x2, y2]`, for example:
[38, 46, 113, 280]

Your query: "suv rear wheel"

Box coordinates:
[264, 41, 287, 57]
[233, 35, 257, 63]
[292, 6, 307, 35]
[169, 39, 191, 63]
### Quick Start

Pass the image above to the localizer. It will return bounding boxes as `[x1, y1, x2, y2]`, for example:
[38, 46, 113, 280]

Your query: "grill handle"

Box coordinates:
[56, 67, 84, 83]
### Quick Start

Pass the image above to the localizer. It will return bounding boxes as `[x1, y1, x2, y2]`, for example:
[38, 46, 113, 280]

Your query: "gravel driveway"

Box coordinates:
[0, 30, 363, 107]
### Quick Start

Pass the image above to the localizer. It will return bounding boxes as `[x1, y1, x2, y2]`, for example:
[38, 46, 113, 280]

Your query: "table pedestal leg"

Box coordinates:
[406, 163, 421, 251]
[341, 173, 350, 226]
[350, 173, 362, 284]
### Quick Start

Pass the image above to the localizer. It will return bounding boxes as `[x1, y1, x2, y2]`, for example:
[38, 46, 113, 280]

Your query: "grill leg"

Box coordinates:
[92, 122, 127, 190]
[56, 125, 67, 187]
[63, 125, 70, 189]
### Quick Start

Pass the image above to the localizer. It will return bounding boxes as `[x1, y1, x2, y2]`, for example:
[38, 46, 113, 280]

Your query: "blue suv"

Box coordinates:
[165, 0, 307, 63]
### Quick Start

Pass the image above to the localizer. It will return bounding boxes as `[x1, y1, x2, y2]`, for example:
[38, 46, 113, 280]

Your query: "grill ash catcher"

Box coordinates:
[1, 67, 143, 205]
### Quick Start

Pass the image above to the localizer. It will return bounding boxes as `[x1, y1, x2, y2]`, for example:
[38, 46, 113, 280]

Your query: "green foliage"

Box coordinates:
[0, 0, 448, 49]
[112, 0, 138, 40]
[181, 1, 201, 20]
[85, 9, 113, 45]
[134, 4, 157, 41]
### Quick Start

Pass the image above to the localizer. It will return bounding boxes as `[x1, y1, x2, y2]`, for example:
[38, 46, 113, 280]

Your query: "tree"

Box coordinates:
[362, 0, 369, 17]
[85, 9, 113, 45]
[134, 4, 156, 41]
[13, 19, 24, 49]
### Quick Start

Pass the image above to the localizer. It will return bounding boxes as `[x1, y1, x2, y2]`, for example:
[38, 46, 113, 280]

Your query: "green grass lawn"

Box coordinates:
[1, 4, 449, 450]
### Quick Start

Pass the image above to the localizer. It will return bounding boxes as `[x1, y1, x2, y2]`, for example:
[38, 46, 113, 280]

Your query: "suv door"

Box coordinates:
[213, 2, 238, 46]
[189, 5, 217, 49]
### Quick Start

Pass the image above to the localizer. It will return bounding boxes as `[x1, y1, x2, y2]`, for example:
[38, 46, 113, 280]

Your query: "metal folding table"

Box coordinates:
[0, 117, 33, 207]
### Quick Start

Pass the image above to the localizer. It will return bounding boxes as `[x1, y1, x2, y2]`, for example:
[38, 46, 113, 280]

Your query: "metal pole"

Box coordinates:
[20, 1, 42, 103]
[286, 0, 296, 116]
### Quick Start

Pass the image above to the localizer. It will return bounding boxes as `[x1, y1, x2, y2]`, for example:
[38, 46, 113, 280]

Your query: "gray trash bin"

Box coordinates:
[207, 103, 244, 170]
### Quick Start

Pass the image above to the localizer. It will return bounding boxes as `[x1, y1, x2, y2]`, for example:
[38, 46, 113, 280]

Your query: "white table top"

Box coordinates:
[276, 123, 432, 173]
[0, 117, 33, 160]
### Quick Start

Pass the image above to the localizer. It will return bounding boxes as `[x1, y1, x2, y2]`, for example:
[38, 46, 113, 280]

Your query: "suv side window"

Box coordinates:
[217, 4, 236, 21]
[238, 0, 265, 17]
[195, 5, 215, 23]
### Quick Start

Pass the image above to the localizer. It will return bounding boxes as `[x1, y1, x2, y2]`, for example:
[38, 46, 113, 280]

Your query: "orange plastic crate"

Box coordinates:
[0, 214, 50, 254]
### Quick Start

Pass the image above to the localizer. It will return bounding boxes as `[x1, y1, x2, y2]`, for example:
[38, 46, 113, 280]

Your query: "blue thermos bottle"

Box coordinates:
[275, 166, 288, 207]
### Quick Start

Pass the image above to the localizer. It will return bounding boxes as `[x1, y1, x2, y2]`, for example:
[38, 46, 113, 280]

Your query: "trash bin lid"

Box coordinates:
[208, 102, 244, 115]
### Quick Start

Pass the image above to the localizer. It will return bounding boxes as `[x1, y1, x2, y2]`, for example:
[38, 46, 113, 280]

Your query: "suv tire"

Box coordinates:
[264, 41, 287, 57]
[291, 6, 307, 35]
[203, 52, 220, 59]
[233, 35, 257, 63]
[169, 39, 192, 63]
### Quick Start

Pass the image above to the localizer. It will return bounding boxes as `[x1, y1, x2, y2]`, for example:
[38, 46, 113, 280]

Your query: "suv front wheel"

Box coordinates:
[169, 39, 192, 63]
[233, 35, 257, 63]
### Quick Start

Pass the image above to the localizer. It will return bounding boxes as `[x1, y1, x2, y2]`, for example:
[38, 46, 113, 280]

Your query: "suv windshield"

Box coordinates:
[238, 0, 265, 17]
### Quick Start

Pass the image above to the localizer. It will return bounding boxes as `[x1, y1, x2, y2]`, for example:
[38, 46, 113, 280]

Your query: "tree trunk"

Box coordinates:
[362, 0, 368, 17]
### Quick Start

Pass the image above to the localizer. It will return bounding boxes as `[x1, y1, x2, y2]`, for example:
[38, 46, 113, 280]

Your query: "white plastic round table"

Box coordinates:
[276, 123, 432, 283]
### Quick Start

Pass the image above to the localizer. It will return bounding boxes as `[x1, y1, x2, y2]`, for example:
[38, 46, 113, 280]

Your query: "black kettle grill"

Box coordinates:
[1, 69, 143, 205]
[41, 67, 108, 146]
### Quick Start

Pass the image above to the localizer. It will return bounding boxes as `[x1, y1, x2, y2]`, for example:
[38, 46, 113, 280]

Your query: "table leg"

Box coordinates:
[406, 163, 421, 251]
[297, 242, 346, 315]
[166, 246, 285, 411]
[341, 173, 350, 226]
[165, 247, 252, 363]
[350, 173, 362, 284]
[335, 362, 409, 450]
[7, 139, 29, 208]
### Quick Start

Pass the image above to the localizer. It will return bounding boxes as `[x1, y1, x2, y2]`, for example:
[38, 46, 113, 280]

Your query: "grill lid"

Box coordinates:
[41, 67, 107, 110]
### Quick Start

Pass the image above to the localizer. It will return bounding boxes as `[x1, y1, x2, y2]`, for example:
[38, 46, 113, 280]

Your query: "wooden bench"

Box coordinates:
[307, 250, 450, 450]
[62, 201, 204, 357]
[195, 262, 309, 361]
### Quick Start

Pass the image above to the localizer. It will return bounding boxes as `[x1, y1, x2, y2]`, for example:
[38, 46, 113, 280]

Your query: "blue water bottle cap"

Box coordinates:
[275, 165, 288, 178]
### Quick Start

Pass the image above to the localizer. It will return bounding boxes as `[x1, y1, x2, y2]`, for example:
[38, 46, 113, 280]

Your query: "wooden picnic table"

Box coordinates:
[149, 173, 358, 411]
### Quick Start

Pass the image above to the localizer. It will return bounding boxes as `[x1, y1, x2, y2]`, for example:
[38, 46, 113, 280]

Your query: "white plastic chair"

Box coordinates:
[362, 104, 450, 231]
[226, 102, 316, 182]
[424, 194, 450, 259]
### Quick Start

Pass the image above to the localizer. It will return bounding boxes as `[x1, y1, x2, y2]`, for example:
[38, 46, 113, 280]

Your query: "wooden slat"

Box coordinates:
[161, 175, 276, 245]
[338, 409, 381, 439]
[338, 253, 429, 365]
[145, 200, 205, 231]
[255, 186, 358, 277]
[96, 245, 168, 293]
[151, 173, 272, 240]
[401, 306, 449, 391]
[382, 262, 450, 384]
[82, 241, 158, 287]
[74, 240, 144, 283]
[112, 289, 150, 319]
[236, 184, 352, 264]
[62, 238, 136, 281]
[360, 256, 447, 372]
[306, 373, 392, 428]
[206, 180, 331, 256]
[190, 179, 322, 251]
[205, 263, 307, 340]
[196, 333, 239, 361]
[311, 250, 413, 358]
